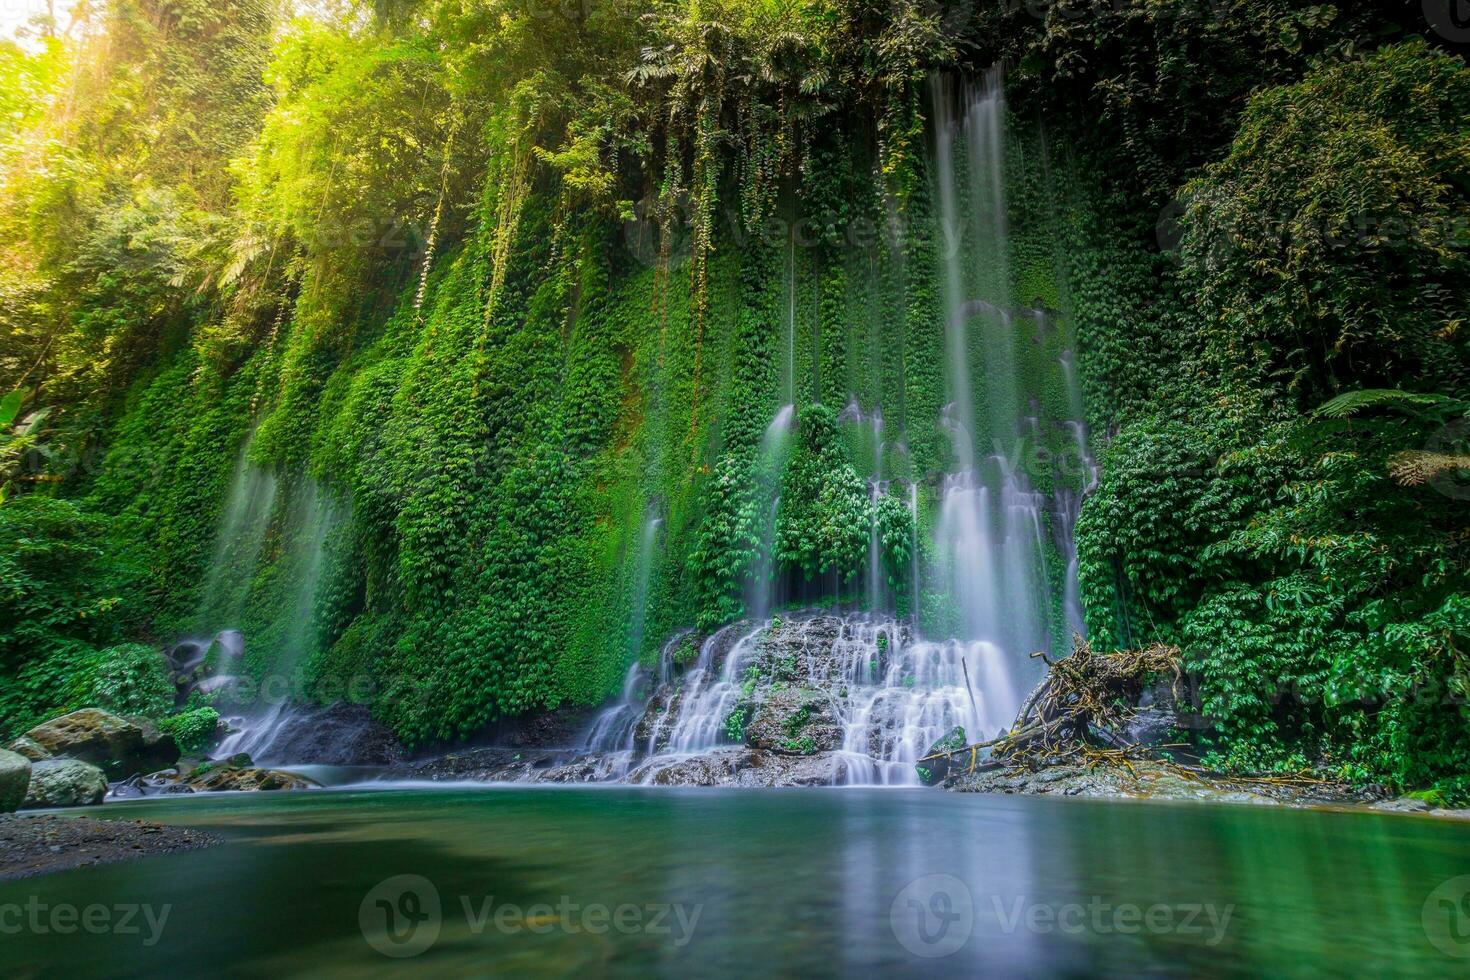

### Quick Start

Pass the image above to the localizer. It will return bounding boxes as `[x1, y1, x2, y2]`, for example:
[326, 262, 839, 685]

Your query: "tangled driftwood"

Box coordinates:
[920, 637, 1183, 778]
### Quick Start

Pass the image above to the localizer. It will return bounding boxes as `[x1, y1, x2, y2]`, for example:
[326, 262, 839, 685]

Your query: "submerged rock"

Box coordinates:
[0, 749, 32, 812]
[23, 759, 108, 808]
[24, 709, 179, 780]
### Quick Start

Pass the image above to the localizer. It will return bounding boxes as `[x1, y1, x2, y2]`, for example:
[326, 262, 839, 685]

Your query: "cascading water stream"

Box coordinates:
[926, 69, 1050, 721]
[197, 434, 278, 628]
[747, 405, 794, 622]
[621, 616, 1018, 786]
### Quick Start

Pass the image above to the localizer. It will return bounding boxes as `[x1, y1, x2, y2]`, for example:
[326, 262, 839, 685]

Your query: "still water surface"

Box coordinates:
[3, 786, 1468, 977]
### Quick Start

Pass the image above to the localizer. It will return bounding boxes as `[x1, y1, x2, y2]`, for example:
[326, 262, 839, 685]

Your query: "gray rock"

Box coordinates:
[23, 759, 108, 808]
[0, 749, 31, 812]
[949, 759, 1371, 807]
[24, 708, 179, 779]
[1117, 681, 1183, 746]
[239, 702, 404, 766]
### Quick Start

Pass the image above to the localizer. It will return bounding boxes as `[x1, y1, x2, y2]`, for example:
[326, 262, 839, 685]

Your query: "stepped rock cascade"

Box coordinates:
[600, 615, 1017, 787]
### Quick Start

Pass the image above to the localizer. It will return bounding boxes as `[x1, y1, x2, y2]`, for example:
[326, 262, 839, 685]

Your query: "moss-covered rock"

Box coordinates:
[916, 726, 968, 786]
[24, 708, 179, 780]
[5, 736, 50, 762]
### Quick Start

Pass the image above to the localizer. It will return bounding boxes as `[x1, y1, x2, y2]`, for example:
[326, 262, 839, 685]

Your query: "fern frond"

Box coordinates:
[1314, 388, 1452, 419]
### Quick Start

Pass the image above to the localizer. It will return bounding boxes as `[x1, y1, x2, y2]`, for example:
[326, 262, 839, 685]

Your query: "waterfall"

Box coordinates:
[926, 68, 1054, 725]
[206, 476, 345, 762]
[197, 433, 277, 628]
[629, 503, 664, 658]
[867, 478, 884, 614]
[747, 405, 794, 622]
[622, 615, 1016, 786]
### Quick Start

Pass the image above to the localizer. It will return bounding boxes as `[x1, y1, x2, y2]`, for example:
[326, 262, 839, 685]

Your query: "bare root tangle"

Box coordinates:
[919, 637, 1183, 776]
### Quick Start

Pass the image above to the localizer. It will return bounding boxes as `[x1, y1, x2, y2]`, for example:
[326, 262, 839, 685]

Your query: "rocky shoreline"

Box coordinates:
[0, 813, 219, 881]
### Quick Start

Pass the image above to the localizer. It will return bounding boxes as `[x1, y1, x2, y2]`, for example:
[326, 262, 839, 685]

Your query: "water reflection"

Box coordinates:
[2, 789, 1464, 976]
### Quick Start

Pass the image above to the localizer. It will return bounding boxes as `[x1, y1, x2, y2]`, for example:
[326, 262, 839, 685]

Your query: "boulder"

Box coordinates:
[744, 687, 842, 755]
[0, 748, 32, 812]
[24, 708, 179, 779]
[6, 736, 50, 762]
[916, 726, 968, 786]
[23, 759, 108, 808]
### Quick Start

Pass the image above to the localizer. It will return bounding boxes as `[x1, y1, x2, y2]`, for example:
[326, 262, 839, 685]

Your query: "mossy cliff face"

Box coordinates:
[86, 106, 1095, 746]
[1, 2, 1466, 797]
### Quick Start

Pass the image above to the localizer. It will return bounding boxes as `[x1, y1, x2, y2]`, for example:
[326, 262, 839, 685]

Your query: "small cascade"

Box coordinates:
[215, 698, 292, 761]
[747, 405, 794, 622]
[867, 478, 885, 613]
[1055, 348, 1098, 638]
[629, 503, 664, 658]
[907, 482, 920, 624]
[618, 615, 1018, 787]
[833, 623, 1013, 786]
[642, 622, 763, 755]
[197, 435, 277, 627]
[193, 474, 345, 760]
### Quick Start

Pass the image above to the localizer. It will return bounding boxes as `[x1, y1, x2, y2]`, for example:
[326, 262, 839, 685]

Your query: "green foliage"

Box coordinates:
[0, 496, 145, 739]
[0, 0, 1465, 798]
[158, 706, 222, 754]
[89, 643, 173, 719]
[1079, 42, 1470, 792]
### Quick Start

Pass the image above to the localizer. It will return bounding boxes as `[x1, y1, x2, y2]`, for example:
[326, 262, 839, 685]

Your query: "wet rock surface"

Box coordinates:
[626, 750, 848, 787]
[743, 686, 842, 755]
[241, 701, 405, 767]
[183, 766, 319, 792]
[0, 813, 218, 880]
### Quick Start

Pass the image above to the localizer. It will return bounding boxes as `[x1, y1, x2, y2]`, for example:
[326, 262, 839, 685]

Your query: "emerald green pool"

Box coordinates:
[4, 787, 1468, 976]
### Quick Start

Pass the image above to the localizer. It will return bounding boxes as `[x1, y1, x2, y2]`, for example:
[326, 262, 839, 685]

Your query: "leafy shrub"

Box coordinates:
[158, 707, 223, 754]
[89, 643, 173, 719]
